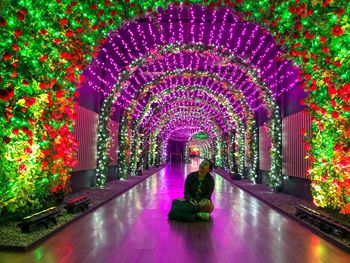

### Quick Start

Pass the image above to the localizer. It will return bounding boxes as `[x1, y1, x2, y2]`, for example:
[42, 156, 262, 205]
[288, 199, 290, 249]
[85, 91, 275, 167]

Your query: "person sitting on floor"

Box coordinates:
[168, 159, 215, 222]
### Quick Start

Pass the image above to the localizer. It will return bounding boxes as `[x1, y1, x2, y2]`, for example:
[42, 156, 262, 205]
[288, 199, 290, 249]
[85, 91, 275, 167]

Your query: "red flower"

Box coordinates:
[334, 61, 341, 68]
[24, 147, 33, 154]
[56, 90, 64, 98]
[334, 144, 342, 152]
[91, 24, 99, 30]
[14, 29, 22, 38]
[288, 6, 296, 13]
[97, 10, 104, 16]
[303, 142, 311, 151]
[66, 7, 72, 14]
[60, 52, 72, 59]
[111, 10, 117, 17]
[11, 71, 17, 78]
[22, 80, 30, 86]
[310, 85, 317, 91]
[39, 82, 47, 90]
[79, 75, 85, 82]
[3, 136, 11, 144]
[108, 19, 114, 25]
[321, 46, 329, 53]
[40, 29, 48, 35]
[68, 73, 75, 82]
[26, 130, 33, 138]
[19, 164, 27, 172]
[334, 8, 345, 18]
[331, 111, 339, 119]
[320, 36, 326, 43]
[332, 179, 339, 186]
[321, 174, 328, 182]
[13, 128, 19, 135]
[295, 22, 302, 31]
[54, 38, 62, 43]
[24, 97, 36, 107]
[38, 54, 47, 62]
[49, 131, 58, 138]
[90, 4, 97, 10]
[343, 105, 350, 112]
[0, 87, 14, 101]
[330, 100, 336, 107]
[0, 16, 7, 26]
[12, 43, 20, 52]
[19, 8, 28, 16]
[323, 0, 331, 6]
[76, 27, 83, 34]
[28, 118, 35, 126]
[2, 52, 11, 60]
[60, 18, 68, 26]
[304, 74, 311, 80]
[65, 30, 74, 37]
[16, 10, 27, 21]
[340, 204, 350, 215]
[99, 38, 107, 45]
[42, 161, 48, 169]
[332, 25, 343, 36]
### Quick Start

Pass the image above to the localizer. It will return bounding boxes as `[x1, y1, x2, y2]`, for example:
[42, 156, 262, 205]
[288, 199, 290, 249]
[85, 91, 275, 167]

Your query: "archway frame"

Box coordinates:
[0, 1, 348, 215]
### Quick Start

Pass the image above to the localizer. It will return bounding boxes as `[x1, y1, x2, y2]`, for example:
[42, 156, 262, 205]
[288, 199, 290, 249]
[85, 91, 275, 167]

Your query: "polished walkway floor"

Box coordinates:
[1, 159, 349, 263]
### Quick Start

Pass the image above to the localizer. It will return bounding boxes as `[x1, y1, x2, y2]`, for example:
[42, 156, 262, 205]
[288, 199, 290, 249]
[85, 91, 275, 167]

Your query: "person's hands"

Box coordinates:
[198, 199, 214, 213]
[189, 199, 198, 206]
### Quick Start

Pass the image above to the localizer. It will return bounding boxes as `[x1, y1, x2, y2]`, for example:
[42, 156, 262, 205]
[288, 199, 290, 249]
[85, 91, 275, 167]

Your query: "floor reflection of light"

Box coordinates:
[250, 203, 259, 227]
[4, 160, 349, 263]
[214, 174, 222, 192]
[310, 235, 326, 259]
[91, 210, 107, 248]
[268, 209, 285, 229]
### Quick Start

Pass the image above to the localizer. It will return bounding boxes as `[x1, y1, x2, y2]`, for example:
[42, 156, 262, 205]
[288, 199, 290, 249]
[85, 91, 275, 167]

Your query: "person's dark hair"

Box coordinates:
[205, 159, 214, 171]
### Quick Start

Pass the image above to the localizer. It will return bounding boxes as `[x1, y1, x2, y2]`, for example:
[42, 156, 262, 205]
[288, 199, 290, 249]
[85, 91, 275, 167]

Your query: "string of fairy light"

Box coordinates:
[93, 35, 288, 184]
[127, 105, 223, 178]
[92, 36, 287, 186]
[127, 89, 241, 172]
[1, 1, 348, 215]
[98, 65, 275, 188]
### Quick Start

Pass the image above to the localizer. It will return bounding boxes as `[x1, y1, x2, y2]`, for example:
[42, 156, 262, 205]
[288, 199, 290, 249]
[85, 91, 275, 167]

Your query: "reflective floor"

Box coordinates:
[1, 159, 349, 263]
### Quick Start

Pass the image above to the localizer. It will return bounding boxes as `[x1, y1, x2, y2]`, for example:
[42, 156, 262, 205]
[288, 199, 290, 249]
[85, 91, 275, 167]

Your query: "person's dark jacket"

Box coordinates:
[184, 171, 215, 201]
